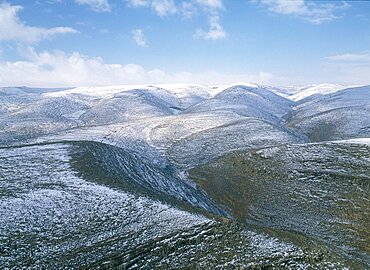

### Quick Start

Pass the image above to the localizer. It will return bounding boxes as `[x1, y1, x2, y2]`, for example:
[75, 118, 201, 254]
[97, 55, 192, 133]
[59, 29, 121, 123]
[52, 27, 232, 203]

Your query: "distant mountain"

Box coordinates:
[287, 85, 370, 141]
[185, 85, 294, 124]
[287, 83, 347, 101]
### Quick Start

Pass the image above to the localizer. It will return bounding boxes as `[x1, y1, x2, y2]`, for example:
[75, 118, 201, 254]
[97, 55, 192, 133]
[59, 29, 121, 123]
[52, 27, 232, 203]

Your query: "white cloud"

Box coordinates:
[130, 0, 150, 7]
[321, 52, 370, 85]
[326, 52, 370, 62]
[193, 0, 226, 40]
[260, 0, 306, 15]
[131, 29, 148, 47]
[195, 0, 223, 10]
[75, 0, 111, 12]
[128, 0, 227, 40]
[129, 0, 177, 16]
[0, 3, 77, 43]
[259, 0, 349, 24]
[0, 48, 151, 87]
[0, 48, 289, 87]
[151, 0, 177, 16]
[195, 14, 226, 40]
[2, 47, 367, 87]
[181, 2, 197, 18]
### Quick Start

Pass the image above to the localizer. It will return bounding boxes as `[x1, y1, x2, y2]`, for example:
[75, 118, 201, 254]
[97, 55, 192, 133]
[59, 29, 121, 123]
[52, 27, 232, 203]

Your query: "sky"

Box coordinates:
[0, 0, 369, 87]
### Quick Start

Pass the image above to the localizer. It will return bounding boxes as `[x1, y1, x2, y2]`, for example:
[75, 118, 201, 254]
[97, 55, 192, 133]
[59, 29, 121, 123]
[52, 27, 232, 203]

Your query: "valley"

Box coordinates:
[0, 84, 369, 269]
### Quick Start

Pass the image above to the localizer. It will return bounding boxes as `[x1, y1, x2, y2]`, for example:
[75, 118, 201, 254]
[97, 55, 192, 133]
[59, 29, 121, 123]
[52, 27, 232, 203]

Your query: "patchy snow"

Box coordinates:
[332, 137, 370, 146]
[0, 143, 208, 268]
[1, 82, 369, 269]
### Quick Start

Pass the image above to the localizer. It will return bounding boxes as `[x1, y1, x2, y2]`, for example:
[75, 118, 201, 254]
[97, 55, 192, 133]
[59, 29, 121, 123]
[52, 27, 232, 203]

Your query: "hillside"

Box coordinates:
[287, 85, 370, 141]
[0, 83, 369, 269]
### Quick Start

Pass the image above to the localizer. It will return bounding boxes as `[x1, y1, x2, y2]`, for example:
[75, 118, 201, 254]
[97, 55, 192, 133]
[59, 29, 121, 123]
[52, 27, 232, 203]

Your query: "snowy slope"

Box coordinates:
[2, 83, 369, 146]
[0, 85, 210, 144]
[1, 142, 346, 269]
[0, 143, 209, 268]
[288, 84, 347, 101]
[79, 90, 176, 126]
[287, 85, 370, 141]
[0, 84, 297, 145]
[334, 137, 370, 145]
[1, 82, 369, 269]
[167, 117, 306, 169]
[0, 87, 69, 115]
[184, 85, 294, 124]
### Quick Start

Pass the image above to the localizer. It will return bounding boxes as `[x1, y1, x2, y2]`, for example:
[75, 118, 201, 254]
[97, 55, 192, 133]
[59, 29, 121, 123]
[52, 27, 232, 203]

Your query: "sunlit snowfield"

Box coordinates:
[0, 84, 369, 269]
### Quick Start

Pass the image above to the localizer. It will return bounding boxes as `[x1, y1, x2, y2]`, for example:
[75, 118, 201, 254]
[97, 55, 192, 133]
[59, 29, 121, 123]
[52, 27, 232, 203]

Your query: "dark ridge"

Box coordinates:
[68, 140, 228, 218]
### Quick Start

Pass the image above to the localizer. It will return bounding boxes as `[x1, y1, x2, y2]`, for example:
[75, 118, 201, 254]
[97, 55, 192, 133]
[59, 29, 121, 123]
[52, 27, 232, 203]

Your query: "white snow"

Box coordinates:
[0, 82, 368, 269]
[288, 85, 370, 141]
[0, 143, 209, 268]
[1, 83, 369, 151]
[288, 84, 347, 101]
[332, 137, 370, 146]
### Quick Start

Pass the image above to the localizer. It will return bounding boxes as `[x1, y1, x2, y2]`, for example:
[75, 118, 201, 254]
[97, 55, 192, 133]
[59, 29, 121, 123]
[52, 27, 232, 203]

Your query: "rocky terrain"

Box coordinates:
[0, 83, 369, 269]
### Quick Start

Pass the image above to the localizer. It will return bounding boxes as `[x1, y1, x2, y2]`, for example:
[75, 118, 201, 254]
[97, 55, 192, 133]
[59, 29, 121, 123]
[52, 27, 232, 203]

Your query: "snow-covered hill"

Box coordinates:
[185, 85, 294, 124]
[1, 82, 369, 269]
[287, 84, 347, 101]
[287, 85, 370, 141]
[1, 83, 368, 146]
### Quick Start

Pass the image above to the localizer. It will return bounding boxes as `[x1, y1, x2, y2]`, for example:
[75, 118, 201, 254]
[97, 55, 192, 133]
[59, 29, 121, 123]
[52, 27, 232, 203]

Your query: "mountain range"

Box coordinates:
[0, 83, 369, 269]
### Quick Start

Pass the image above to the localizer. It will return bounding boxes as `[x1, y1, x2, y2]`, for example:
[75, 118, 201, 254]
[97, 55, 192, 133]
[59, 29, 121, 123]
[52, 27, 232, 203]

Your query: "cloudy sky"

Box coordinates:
[0, 0, 369, 87]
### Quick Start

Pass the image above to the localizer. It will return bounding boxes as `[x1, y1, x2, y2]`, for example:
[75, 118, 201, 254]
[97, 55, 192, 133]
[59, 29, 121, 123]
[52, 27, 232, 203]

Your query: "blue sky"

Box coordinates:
[0, 0, 369, 87]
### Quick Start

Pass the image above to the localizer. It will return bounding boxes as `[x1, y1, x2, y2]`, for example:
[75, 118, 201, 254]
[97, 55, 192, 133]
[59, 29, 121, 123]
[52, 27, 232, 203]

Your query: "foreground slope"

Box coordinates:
[0, 142, 354, 269]
[0, 143, 209, 268]
[188, 142, 370, 268]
